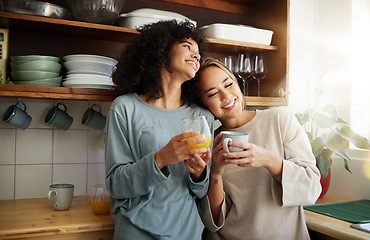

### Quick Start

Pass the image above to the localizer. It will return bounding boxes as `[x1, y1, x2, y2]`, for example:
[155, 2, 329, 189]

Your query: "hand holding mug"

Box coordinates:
[221, 131, 249, 154]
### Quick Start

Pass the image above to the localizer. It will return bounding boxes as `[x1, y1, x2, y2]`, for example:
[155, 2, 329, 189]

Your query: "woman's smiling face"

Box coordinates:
[199, 65, 244, 121]
[169, 38, 200, 81]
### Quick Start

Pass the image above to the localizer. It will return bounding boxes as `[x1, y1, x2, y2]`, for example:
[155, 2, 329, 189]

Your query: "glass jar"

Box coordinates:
[89, 184, 110, 215]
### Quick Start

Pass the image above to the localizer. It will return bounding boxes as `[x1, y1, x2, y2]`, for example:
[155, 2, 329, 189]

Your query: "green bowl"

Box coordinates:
[15, 76, 62, 84]
[11, 55, 60, 62]
[10, 61, 28, 67]
[14, 81, 61, 87]
[11, 71, 60, 81]
[12, 60, 61, 73]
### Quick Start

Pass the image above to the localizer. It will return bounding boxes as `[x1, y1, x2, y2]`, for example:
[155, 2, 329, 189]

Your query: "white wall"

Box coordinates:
[290, 0, 370, 199]
[0, 97, 110, 200]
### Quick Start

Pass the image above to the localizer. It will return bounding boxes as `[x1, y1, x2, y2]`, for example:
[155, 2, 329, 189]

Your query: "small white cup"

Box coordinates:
[48, 184, 74, 211]
[221, 131, 249, 153]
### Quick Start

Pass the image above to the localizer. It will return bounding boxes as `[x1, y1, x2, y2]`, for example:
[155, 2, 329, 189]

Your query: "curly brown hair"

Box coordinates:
[113, 20, 205, 102]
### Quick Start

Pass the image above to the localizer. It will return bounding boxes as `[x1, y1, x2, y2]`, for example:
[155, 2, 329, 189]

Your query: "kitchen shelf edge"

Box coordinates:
[0, 85, 285, 106]
[0, 84, 118, 101]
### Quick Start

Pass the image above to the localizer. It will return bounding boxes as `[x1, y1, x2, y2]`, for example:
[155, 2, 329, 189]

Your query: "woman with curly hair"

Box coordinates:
[105, 20, 214, 240]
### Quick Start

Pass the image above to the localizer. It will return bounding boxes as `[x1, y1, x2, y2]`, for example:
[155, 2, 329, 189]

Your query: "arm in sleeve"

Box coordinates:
[197, 194, 228, 232]
[105, 109, 169, 200]
[272, 109, 322, 206]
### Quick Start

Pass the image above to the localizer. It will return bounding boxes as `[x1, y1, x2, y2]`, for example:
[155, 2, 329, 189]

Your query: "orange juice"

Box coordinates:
[182, 134, 212, 149]
[89, 196, 110, 215]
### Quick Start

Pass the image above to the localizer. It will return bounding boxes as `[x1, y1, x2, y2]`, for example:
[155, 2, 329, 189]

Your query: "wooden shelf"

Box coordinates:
[0, 84, 284, 106]
[0, 84, 118, 101]
[0, 11, 285, 106]
[0, 12, 139, 42]
[206, 38, 278, 55]
[161, 0, 256, 15]
[0, 12, 278, 52]
[245, 96, 284, 107]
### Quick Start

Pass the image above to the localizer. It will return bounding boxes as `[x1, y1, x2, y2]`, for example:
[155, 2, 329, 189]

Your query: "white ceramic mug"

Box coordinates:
[221, 131, 249, 153]
[48, 184, 74, 211]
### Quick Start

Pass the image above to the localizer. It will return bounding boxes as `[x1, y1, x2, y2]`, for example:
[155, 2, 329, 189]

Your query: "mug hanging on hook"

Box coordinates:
[3, 100, 32, 130]
[82, 104, 107, 130]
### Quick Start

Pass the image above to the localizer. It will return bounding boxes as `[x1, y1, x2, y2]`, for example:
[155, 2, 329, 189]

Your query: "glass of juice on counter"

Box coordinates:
[181, 116, 211, 149]
[89, 184, 110, 215]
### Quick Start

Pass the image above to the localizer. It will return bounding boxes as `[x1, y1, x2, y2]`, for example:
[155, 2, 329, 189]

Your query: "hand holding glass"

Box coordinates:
[181, 116, 211, 149]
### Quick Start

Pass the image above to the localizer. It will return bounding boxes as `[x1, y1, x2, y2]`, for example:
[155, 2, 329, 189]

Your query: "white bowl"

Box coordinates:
[65, 75, 112, 83]
[64, 60, 116, 76]
[63, 54, 117, 66]
[66, 70, 112, 76]
[198, 23, 273, 45]
[62, 82, 115, 89]
[118, 8, 197, 29]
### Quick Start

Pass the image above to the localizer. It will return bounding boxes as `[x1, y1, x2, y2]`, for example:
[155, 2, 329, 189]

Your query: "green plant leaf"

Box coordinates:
[322, 131, 350, 161]
[306, 132, 313, 142]
[296, 111, 310, 126]
[335, 125, 370, 149]
[336, 117, 347, 124]
[311, 137, 325, 157]
[316, 149, 332, 178]
[343, 158, 352, 174]
[323, 104, 337, 118]
[315, 113, 337, 128]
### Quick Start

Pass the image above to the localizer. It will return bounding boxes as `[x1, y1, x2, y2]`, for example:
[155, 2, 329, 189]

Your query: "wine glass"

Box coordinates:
[235, 53, 252, 96]
[89, 184, 110, 215]
[181, 116, 211, 149]
[220, 56, 234, 73]
[252, 53, 267, 97]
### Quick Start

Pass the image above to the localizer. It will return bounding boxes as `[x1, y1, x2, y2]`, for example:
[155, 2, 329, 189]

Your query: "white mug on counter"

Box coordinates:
[48, 184, 74, 211]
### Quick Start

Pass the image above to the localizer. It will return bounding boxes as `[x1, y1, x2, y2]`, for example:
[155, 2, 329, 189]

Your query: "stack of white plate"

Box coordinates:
[10, 55, 62, 87]
[62, 54, 117, 89]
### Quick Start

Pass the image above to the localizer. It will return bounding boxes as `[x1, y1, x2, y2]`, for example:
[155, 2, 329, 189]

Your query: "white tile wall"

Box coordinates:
[16, 129, 53, 164]
[0, 165, 15, 200]
[53, 164, 87, 195]
[53, 130, 88, 164]
[0, 129, 15, 164]
[0, 97, 110, 200]
[15, 164, 52, 199]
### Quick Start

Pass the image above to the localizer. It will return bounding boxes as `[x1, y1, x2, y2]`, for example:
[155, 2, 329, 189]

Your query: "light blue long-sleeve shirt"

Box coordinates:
[105, 93, 214, 240]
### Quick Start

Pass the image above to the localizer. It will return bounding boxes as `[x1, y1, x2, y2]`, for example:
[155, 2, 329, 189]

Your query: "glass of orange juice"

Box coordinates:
[181, 116, 211, 149]
[89, 184, 110, 215]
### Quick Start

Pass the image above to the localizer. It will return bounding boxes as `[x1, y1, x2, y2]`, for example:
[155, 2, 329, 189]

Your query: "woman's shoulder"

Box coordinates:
[110, 93, 138, 109]
[255, 107, 298, 128]
[258, 107, 294, 119]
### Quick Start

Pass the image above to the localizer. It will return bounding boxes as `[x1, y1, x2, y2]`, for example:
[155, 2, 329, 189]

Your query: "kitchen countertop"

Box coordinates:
[0, 194, 369, 239]
[304, 194, 370, 240]
[0, 195, 114, 239]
